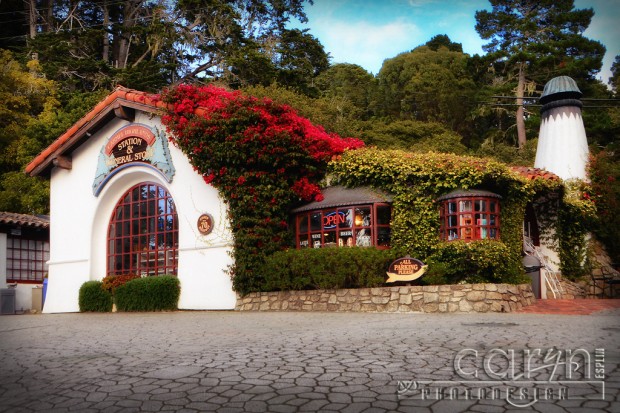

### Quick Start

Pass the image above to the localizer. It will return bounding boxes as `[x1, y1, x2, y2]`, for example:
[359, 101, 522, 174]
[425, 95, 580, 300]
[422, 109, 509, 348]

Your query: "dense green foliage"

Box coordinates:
[425, 240, 528, 285]
[258, 247, 400, 291]
[589, 147, 620, 263]
[374, 45, 477, 140]
[1, 0, 323, 94]
[259, 240, 528, 291]
[114, 276, 181, 312]
[78, 281, 113, 312]
[329, 148, 544, 259]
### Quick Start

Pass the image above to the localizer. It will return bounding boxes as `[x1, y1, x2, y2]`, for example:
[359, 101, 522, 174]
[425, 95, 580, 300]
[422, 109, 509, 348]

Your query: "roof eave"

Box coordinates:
[25, 89, 163, 178]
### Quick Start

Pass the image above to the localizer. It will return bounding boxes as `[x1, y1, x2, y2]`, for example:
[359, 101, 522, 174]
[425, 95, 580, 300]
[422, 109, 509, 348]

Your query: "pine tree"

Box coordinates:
[475, 0, 605, 148]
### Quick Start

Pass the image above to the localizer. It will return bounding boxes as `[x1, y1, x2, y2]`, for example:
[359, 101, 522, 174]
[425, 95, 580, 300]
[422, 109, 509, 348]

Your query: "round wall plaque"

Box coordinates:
[197, 214, 214, 235]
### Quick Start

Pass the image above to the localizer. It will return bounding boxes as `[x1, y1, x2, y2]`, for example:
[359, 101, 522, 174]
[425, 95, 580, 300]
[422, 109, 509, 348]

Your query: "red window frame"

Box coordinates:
[439, 196, 500, 241]
[107, 183, 178, 276]
[6, 236, 49, 283]
[295, 203, 391, 249]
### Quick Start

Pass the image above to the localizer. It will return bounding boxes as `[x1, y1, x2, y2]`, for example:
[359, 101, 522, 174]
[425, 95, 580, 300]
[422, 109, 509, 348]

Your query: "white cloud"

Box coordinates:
[312, 19, 422, 73]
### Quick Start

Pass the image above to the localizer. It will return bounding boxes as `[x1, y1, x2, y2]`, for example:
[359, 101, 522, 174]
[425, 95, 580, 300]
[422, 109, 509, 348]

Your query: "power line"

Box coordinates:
[488, 95, 620, 102]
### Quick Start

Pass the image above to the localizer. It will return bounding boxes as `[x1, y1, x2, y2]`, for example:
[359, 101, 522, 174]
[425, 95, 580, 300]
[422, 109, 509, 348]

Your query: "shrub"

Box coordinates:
[79, 281, 113, 312]
[426, 240, 527, 284]
[114, 275, 180, 312]
[258, 247, 400, 291]
[101, 274, 141, 294]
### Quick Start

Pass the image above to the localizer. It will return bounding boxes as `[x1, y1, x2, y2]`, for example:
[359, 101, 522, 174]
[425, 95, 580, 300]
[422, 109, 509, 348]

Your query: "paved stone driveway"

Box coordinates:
[0, 309, 618, 412]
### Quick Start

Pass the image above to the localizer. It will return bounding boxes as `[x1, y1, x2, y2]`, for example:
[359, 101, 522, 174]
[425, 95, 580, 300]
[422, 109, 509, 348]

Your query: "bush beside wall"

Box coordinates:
[425, 240, 528, 285]
[79, 281, 113, 312]
[258, 247, 400, 291]
[114, 275, 180, 312]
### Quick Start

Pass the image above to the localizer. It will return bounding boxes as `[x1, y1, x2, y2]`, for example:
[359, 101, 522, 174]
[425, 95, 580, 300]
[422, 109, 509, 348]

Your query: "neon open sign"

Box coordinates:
[323, 211, 346, 229]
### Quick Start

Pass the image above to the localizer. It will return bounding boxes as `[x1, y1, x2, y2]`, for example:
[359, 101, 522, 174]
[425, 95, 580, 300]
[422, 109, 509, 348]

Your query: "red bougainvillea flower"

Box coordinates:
[160, 83, 364, 294]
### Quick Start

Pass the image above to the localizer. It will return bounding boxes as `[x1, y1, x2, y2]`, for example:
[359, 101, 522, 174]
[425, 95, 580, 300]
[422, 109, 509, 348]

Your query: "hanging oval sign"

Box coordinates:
[197, 214, 214, 235]
[386, 256, 427, 283]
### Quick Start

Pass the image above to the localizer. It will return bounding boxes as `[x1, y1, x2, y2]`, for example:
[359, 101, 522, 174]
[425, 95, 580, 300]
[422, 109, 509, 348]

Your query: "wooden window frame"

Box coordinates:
[6, 236, 49, 283]
[439, 196, 500, 242]
[107, 182, 179, 277]
[295, 203, 391, 249]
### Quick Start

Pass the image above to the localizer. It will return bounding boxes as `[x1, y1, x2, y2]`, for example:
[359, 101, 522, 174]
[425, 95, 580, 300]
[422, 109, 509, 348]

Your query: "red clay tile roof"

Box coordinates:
[0, 212, 50, 229]
[510, 166, 560, 181]
[25, 86, 166, 177]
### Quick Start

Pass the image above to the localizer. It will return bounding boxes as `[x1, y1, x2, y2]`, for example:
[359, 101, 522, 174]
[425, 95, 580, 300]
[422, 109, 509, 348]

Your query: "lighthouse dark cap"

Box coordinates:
[540, 76, 582, 105]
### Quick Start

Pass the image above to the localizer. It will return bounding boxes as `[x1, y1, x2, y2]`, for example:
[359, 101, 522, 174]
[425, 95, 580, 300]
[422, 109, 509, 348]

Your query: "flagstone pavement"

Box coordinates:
[0, 303, 619, 413]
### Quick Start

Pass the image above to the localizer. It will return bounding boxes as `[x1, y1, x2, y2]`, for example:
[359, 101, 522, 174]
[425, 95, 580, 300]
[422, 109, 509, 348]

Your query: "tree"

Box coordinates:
[425, 34, 463, 53]
[6, 1, 323, 94]
[611, 55, 620, 96]
[314, 63, 377, 120]
[373, 41, 477, 141]
[244, 83, 365, 138]
[475, 0, 605, 149]
[174, 0, 325, 91]
[0, 50, 57, 213]
[359, 120, 468, 154]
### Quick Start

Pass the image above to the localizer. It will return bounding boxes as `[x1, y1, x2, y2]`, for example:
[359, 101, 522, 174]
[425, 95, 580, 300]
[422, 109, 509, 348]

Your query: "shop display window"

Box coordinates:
[295, 204, 391, 249]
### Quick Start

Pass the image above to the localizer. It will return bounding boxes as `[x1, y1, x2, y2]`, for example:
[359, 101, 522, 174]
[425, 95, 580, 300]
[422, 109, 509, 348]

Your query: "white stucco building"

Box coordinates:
[26, 88, 236, 313]
[24, 76, 600, 313]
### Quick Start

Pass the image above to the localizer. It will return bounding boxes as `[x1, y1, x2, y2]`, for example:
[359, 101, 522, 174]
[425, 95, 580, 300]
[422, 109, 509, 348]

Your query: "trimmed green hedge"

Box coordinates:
[425, 240, 527, 285]
[79, 281, 113, 312]
[115, 275, 180, 312]
[258, 241, 528, 292]
[258, 247, 399, 291]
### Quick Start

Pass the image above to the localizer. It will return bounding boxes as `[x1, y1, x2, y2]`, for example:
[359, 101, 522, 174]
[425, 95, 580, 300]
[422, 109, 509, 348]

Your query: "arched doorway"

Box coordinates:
[107, 182, 178, 276]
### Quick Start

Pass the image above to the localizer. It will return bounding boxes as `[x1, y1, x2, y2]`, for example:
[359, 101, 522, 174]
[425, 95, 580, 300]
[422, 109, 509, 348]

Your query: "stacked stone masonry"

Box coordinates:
[236, 283, 535, 313]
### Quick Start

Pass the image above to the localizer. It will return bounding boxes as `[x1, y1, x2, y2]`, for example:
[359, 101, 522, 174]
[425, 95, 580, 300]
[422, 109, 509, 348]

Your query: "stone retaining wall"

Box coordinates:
[558, 278, 588, 299]
[236, 283, 535, 313]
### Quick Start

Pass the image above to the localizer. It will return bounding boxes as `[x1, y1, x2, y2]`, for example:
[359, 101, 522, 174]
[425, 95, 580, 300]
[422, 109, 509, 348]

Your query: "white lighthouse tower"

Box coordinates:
[535, 76, 589, 180]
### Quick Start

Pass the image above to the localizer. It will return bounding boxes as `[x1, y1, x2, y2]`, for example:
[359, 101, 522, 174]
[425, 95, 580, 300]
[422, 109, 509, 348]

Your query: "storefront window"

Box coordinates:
[295, 203, 391, 249]
[107, 183, 178, 276]
[438, 190, 501, 242]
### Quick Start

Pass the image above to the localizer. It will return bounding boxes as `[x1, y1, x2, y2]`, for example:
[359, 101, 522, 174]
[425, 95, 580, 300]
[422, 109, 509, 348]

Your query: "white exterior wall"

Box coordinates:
[44, 112, 236, 313]
[535, 106, 589, 181]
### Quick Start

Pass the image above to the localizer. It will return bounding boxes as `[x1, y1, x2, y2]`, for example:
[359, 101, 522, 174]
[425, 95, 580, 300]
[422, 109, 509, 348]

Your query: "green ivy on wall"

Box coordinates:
[328, 148, 594, 280]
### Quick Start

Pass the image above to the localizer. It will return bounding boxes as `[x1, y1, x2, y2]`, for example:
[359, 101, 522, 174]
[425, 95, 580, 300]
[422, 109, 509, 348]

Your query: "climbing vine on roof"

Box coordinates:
[160, 84, 364, 294]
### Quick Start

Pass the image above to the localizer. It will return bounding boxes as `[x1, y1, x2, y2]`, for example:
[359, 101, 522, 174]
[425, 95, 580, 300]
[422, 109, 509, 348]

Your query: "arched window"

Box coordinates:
[107, 183, 178, 276]
[438, 189, 501, 242]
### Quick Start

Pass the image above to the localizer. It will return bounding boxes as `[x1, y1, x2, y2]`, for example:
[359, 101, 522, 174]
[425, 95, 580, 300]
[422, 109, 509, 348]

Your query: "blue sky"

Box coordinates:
[296, 0, 619, 85]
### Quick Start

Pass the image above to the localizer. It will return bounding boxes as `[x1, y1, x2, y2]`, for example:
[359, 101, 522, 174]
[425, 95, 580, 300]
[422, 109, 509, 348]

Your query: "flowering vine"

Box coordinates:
[160, 84, 363, 294]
